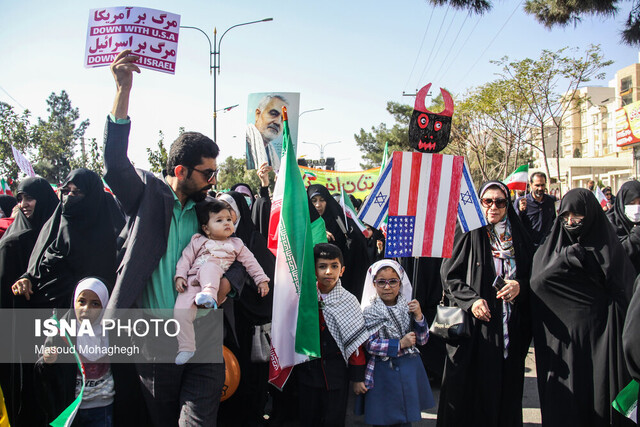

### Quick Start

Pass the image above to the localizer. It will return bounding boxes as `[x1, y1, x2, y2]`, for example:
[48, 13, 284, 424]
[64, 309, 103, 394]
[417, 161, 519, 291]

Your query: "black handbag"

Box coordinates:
[429, 292, 470, 341]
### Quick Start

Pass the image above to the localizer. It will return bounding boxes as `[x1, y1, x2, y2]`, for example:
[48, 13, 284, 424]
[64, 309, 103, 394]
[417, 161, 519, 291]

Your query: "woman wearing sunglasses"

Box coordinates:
[437, 181, 533, 426]
[531, 188, 635, 426]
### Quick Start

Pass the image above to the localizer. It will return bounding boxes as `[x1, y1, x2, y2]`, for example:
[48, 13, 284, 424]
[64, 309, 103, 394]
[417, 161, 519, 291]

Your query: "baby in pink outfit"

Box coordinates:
[174, 199, 269, 364]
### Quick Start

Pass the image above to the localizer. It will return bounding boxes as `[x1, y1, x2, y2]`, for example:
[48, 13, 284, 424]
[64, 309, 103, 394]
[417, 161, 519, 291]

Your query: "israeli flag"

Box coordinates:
[457, 161, 487, 233]
[358, 158, 393, 229]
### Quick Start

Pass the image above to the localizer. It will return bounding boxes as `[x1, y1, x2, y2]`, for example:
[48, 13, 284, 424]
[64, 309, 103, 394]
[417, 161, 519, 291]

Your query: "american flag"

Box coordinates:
[385, 152, 464, 258]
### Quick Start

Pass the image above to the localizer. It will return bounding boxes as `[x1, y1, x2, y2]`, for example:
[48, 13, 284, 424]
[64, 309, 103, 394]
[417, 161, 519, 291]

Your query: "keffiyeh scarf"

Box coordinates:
[321, 280, 369, 363]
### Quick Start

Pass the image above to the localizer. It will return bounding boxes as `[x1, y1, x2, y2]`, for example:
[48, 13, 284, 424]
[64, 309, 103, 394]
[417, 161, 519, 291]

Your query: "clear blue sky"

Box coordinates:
[1, 0, 638, 172]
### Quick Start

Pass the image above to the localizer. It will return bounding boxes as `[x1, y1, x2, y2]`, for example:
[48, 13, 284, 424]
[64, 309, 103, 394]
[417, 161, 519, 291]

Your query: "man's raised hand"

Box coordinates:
[110, 49, 140, 119]
[111, 49, 140, 92]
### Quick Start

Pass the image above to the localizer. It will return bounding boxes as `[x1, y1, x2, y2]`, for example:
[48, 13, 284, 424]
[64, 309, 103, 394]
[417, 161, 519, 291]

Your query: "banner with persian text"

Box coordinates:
[616, 99, 640, 147]
[85, 7, 180, 74]
[299, 166, 381, 200]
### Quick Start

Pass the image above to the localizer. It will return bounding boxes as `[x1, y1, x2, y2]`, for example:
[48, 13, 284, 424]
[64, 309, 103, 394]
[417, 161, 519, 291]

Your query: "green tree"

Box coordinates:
[429, 0, 640, 45]
[456, 80, 535, 182]
[72, 137, 105, 174]
[33, 90, 90, 184]
[0, 102, 38, 188]
[493, 45, 612, 188]
[147, 130, 169, 173]
[354, 102, 413, 169]
[216, 156, 273, 194]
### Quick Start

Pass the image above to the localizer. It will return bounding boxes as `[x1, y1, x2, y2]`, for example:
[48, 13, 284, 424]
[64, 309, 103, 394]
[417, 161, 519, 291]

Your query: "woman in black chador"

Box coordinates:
[307, 184, 371, 300]
[531, 188, 635, 427]
[11, 168, 118, 308]
[606, 180, 640, 274]
[216, 190, 275, 426]
[437, 181, 533, 427]
[0, 177, 59, 427]
[0, 177, 59, 308]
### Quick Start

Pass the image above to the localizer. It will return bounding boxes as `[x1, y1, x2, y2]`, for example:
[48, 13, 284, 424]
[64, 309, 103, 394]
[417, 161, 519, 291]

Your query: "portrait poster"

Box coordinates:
[246, 92, 300, 170]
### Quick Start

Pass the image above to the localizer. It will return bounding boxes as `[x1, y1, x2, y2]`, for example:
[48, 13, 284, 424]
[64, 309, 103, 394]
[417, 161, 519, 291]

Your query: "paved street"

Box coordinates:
[345, 347, 541, 426]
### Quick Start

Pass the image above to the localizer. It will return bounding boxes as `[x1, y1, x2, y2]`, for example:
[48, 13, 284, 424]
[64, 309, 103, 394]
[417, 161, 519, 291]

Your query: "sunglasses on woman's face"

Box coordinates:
[480, 198, 507, 209]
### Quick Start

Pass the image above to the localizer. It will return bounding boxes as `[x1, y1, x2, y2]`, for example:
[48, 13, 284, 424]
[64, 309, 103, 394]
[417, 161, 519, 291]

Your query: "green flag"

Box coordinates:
[50, 312, 85, 427]
[380, 141, 390, 171]
[268, 106, 321, 389]
[613, 380, 638, 422]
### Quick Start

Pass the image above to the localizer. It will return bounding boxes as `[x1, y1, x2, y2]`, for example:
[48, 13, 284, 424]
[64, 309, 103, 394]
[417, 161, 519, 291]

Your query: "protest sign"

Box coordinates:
[85, 7, 181, 74]
[11, 145, 35, 177]
[299, 166, 380, 200]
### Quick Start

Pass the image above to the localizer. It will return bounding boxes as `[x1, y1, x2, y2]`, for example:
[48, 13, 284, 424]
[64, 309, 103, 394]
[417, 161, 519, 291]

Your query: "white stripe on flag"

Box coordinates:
[412, 155, 432, 255]
[431, 155, 454, 257]
[397, 153, 412, 216]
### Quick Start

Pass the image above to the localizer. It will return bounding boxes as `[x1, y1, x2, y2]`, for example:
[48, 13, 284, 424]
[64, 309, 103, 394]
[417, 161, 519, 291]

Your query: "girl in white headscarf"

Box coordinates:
[36, 278, 116, 426]
[358, 260, 435, 426]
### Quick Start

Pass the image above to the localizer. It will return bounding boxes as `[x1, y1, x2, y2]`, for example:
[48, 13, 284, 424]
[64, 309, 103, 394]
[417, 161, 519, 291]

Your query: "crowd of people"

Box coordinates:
[0, 49, 638, 427]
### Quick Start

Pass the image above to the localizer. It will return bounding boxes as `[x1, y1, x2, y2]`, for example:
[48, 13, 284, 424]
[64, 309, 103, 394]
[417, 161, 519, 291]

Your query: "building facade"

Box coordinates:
[531, 54, 640, 193]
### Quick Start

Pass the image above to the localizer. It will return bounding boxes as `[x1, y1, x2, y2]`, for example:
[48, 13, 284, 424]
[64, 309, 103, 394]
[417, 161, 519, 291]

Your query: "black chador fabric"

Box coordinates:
[0, 194, 17, 217]
[623, 275, 640, 412]
[226, 190, 275, 323]
[0, 177, 59, 308]
[0, 177, 58, 427]
[25, 169, 117, 308]
[307, 184, 371, 300]
[230, 182, 271, 241]
[531, 188, 635, 427]
[218, 191, 275, 426]
[606, 180, 640, 273]
[437, 181, 533, 427]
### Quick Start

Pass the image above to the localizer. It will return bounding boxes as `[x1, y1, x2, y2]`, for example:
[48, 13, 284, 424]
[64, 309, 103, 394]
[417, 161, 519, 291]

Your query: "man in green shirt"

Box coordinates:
[104, 49, 244, 426]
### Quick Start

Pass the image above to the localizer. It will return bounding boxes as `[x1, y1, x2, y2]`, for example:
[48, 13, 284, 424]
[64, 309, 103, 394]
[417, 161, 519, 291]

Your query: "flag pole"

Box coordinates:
[411, 257, 419, 300]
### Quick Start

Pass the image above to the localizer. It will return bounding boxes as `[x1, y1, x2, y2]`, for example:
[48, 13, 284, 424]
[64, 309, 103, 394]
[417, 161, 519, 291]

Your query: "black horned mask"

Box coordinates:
[408, 83, 454, 153]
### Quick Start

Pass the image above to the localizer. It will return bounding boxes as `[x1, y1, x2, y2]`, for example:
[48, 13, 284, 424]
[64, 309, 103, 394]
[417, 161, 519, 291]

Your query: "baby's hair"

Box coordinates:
[314, 243, 344, 265]
[195, 199, 231, 235]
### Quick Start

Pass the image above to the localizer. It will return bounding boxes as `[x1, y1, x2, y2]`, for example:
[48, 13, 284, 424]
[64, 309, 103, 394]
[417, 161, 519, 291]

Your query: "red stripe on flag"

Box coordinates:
[422, 154, 443, 257]
[441, 156, 465, 257]
[389, 152, 403, 216]
[407, 153, 422, 216]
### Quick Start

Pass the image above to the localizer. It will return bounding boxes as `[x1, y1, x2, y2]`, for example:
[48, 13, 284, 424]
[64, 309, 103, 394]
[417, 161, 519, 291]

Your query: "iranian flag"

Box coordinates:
[340, 186, 370, 237]
[503, 165, 529, 191]
[268, 106, 321, 390]
[594, 186, 608, 208]
[0, 179, 12, 196]
[613, 380, 638, 423]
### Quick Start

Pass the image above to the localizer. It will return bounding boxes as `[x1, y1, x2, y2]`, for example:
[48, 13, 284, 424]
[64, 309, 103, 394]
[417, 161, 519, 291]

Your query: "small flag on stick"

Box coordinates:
[503, 165, 529, 191]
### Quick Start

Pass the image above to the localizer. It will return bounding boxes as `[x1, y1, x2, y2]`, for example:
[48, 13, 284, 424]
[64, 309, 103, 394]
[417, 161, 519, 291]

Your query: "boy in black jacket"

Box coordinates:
[296, 243, 370, 426]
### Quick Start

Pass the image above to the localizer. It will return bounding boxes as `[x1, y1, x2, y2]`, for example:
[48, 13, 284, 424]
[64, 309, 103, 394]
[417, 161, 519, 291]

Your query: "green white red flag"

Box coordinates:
[0, 179, 12, 196]
[49, 311, 86, 427]
[340, 186, 370, 237]
[594, 186, 608, 208]
[503, 165, 529, 191]
[613, 380, 638, 423]
[268, 107, 321, 390]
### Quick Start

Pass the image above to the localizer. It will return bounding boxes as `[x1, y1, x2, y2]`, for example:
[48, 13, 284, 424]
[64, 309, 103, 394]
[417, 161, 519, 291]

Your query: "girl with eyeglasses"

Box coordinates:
[356, 259, 435, 426]
[438, 181, 534, 426]
[531, 188, 635, 426]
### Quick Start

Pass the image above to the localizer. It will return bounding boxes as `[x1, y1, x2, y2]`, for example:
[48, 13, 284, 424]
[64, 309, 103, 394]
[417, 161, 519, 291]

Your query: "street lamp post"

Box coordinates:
[299, 108, 324, 118]
[180, 17, 273, 143]
[302, 140, 341, 159]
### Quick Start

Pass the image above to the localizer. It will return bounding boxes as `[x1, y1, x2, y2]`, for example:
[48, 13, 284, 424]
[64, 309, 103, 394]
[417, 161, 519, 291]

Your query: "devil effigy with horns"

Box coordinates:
[408, 83, 454, 153]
